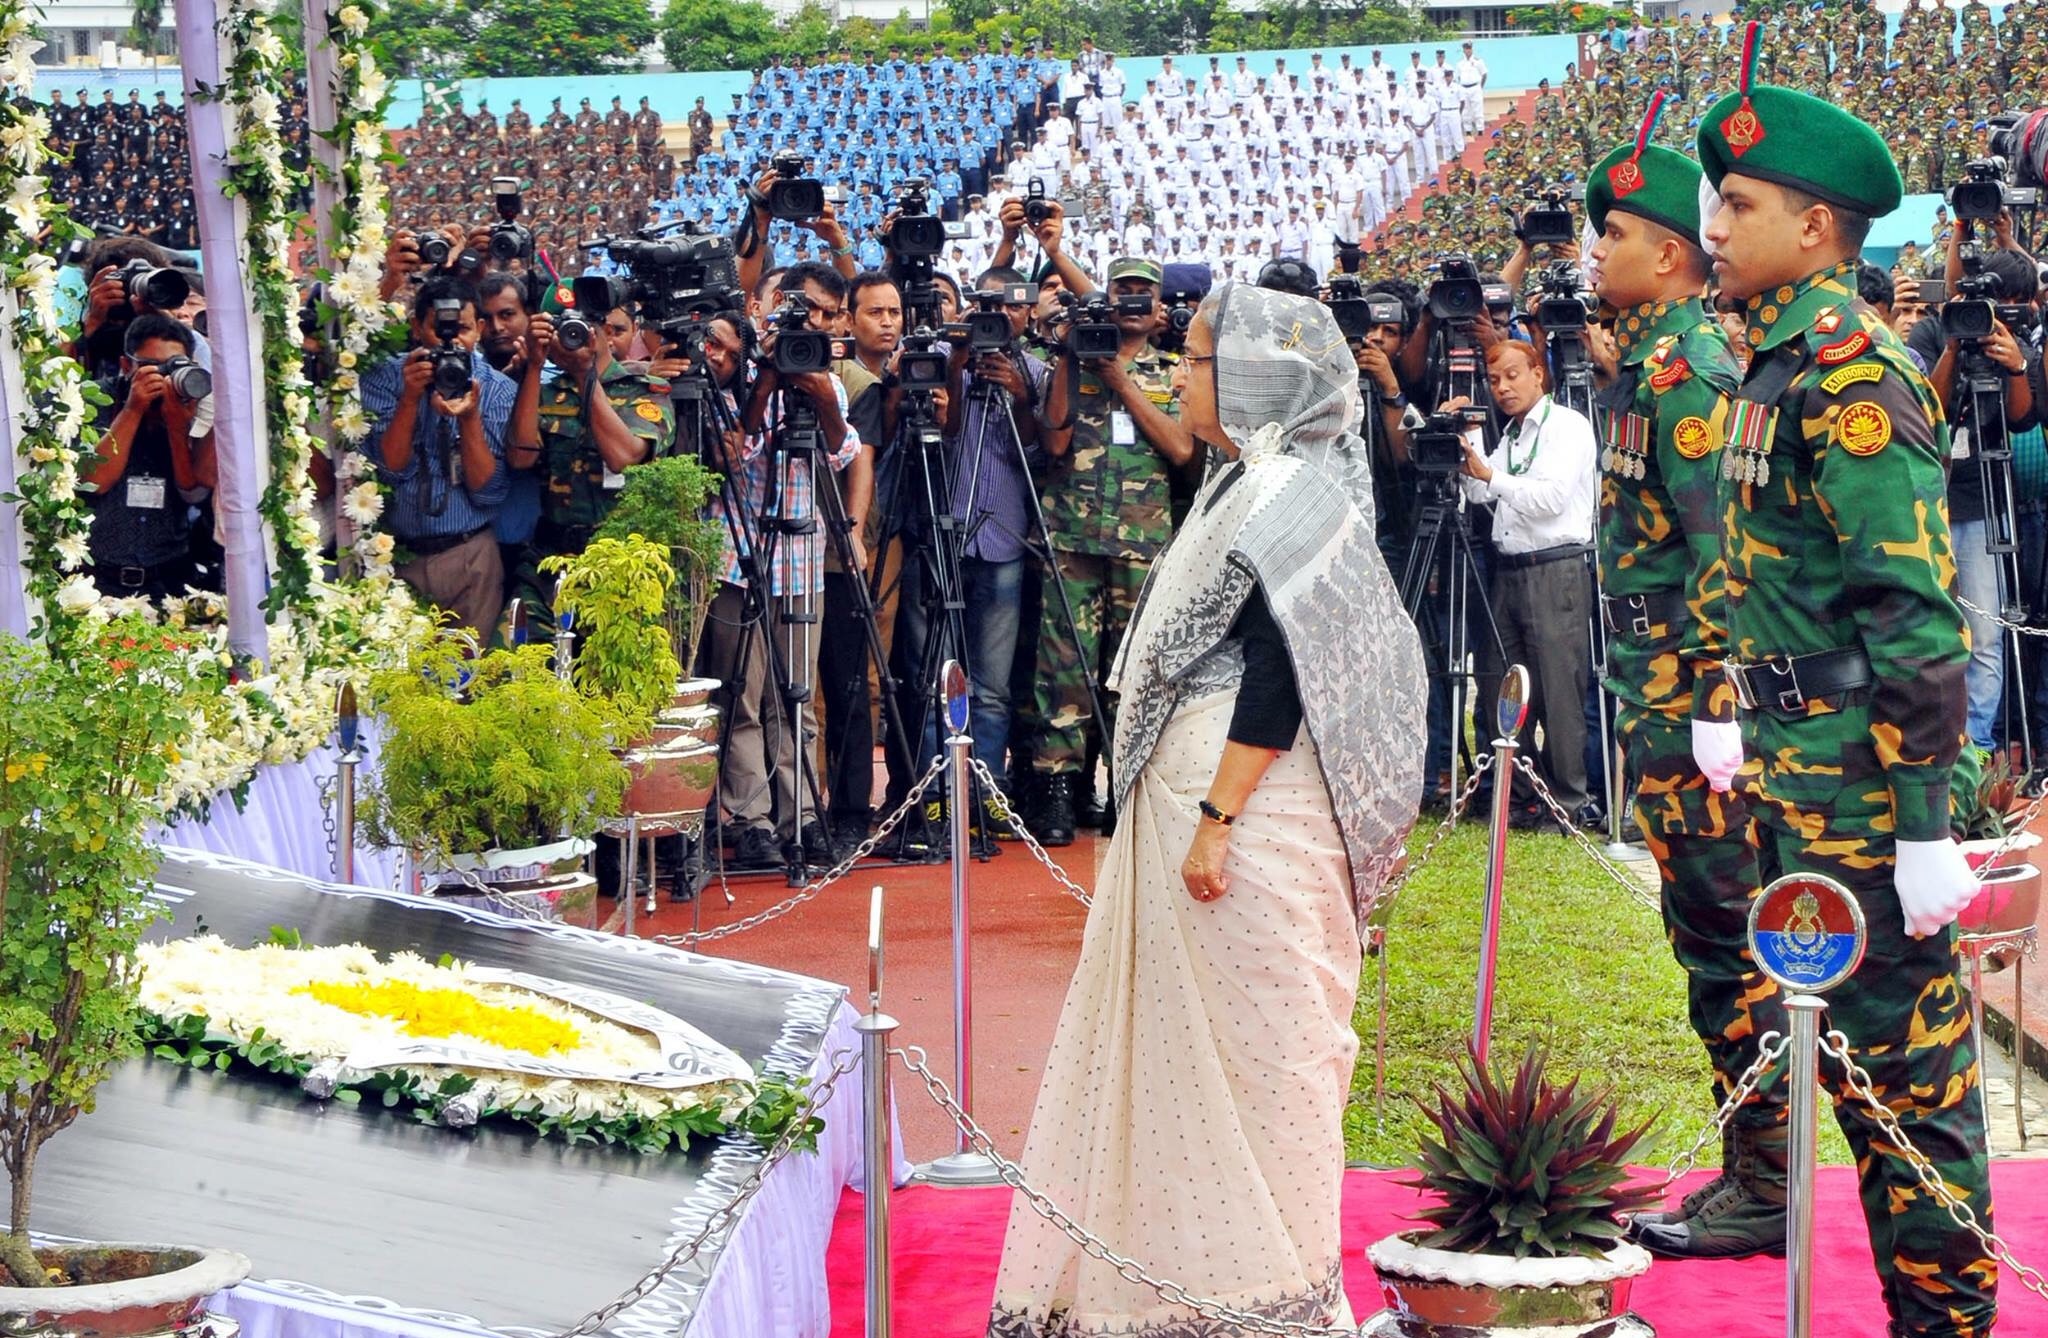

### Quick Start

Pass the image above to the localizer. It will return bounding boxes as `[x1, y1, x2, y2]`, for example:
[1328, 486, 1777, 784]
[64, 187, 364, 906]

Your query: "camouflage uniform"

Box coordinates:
[1721, 260, 1995, 1337]
[507, 359, 674, 620]
[1598, 297, 1786, 1166]
[1031, 351, 1178, 778]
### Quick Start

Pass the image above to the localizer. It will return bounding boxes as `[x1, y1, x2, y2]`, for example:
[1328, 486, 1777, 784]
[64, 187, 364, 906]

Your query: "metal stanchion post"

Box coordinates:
[1745, 873, 1868, 1338]
[854, 885, 897, 1338]
[623, 811, 640, 939]
[920, 662, 1001, 1186]
[1473, 666, 1530, 1067]
[1371, 924, 1390, 1133]
[333, 684, 359, 886]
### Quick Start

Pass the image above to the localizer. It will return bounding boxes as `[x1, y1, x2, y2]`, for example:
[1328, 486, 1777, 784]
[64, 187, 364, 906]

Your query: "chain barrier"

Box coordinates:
[1819, 1028, 2048, 1306]
[1652, 1030, 1790, 1192]
[653, 754, 951, 949]
[1513, 756, 1662, 914]
[891, 1046, 1357, 1338]
[1958, 594, 2048, 642]
[547, 1050, 858, 1338]
[317, 773, 340, 873]
[969, 757, 1095, 911]
[1366, 753, 1493, 924]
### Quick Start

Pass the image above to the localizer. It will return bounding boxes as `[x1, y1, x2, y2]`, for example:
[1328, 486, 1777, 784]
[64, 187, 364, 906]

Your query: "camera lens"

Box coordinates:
[418, 233, 452, 266]
[127, 265, 189, 311]
[557, 316, 594, 352]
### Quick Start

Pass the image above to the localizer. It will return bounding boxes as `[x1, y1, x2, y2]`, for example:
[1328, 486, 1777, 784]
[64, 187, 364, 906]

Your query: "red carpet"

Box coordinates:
[825, 1163, 2048, 1336]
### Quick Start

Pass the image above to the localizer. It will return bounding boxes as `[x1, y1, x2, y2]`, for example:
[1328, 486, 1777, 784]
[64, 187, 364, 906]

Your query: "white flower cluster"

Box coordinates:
[0, 0, 103, 619]
[137, 937, 756, 1127]
[320, 0, 400, 580]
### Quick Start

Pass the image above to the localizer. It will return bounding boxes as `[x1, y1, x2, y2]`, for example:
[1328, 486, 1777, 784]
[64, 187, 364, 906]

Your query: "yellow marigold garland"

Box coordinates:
[295, 978, 583, 1056]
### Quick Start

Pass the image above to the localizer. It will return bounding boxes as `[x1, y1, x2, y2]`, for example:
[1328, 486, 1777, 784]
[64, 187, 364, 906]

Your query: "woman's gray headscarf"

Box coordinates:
[1198, 281, 1377, 531]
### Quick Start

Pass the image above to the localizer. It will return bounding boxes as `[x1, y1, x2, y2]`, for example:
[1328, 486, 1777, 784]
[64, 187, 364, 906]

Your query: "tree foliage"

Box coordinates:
[371, 0, 656, 77]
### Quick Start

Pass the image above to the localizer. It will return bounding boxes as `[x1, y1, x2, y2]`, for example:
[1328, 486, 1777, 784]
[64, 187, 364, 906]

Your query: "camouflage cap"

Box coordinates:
[1106, 256, 1163, 284]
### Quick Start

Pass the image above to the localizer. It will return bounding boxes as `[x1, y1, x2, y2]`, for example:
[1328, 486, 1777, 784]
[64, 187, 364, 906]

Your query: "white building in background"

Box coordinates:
[32, 0, 178, 66]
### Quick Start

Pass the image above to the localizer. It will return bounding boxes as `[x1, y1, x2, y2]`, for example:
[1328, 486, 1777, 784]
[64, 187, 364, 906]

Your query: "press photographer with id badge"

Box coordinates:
[84, 312, 218, 602]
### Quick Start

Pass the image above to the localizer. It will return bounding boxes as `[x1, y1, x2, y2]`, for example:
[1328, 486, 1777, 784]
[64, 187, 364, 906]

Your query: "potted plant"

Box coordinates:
[1364, 1045, 1659, 1336]
[590, 455, 726, 683]
[1950, 745, 2042, 938]
[359, 632, 629, 923]
[0, 618, 251, 1325]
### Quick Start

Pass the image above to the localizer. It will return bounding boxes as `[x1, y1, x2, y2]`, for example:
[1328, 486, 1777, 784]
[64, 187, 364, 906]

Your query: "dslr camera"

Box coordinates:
[412, 228, 484, 278]
[764, 151, 826, 221]
[1155, 281, 1201, 353]
[118, 258, 190, 311]
[1324, 275, 1403, 343]
[488, 177, 533, 266]
[1024, 179, 1056, 227]
[428, 297, 473, 399]
[158, 355, 211, 402]
[1427, 254, 1486, 324]
[767, 294, 835, 376]
[1519, 188, 1577, 247]
[556, 275, 629, 353]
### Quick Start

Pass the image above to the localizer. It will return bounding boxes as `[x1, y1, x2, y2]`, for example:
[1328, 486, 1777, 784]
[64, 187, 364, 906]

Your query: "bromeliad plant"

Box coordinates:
[0, 619, 214, 1287]
[1406, 1045, 1660, 1260]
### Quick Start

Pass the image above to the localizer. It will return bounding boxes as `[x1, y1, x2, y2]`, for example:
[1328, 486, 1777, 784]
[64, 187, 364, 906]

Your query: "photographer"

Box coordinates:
[1031, 229, 1193, 844]
[1909, 221, 2040, 749]
[938, 265, 1050, 819]
[1344, 279, 1422, 561]
[1451, 340, 1598, 825]
[477, 271, 548, 584]
[504, 289, 674, 619]
[82, 312, 217, 601]
[72, 237, 208, 382]
[361, 276, 517, 639]
[704, 263, 865, 869]
[733, 163, 860, 300]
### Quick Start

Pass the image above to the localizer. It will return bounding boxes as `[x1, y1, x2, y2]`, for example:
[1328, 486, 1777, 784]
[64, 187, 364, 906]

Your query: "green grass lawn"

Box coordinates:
[1344, 823, 1854, 1170]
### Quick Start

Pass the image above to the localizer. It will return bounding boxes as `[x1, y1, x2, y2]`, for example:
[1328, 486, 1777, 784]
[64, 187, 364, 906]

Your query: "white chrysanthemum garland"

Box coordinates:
[315, 0, 408, 581]
[0, 7, 109, 625]
[217, 0, 324, 610]
[137, 937, 818, 1154]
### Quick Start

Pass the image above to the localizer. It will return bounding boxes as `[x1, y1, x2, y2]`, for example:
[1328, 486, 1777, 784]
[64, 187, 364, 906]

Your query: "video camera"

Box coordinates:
[488, 177, 533, 265]
[1989, 110, 2048, 191]
[1325, 275, 1404, 343]
[592, 223, 745, 342]
[1950, 157, 2039, 222]
[884, 179, 947, 258]
[764, 151, 826, 221]
[1535, 260, 1597, 330]
[428, 297, 472, 399]
[1941, 267, 2035, 342]
[955, 283, 1036, 353]
[767, 294, 835, 376]
[1519, 188, 1577, 248]
[117, 258, 189, 311]
[896, 328, 951, 393]
[1058, 289, 1153, 360]
[1411, 410, 1479, 476]
[1427, 254, 1486, 324]
[557, 275, 629, 353]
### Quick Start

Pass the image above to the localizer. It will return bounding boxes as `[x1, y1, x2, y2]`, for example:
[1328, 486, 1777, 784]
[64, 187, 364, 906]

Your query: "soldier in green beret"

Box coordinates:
[1698, 28, 1996, 1337]
[1582, 95, 1788, 1262]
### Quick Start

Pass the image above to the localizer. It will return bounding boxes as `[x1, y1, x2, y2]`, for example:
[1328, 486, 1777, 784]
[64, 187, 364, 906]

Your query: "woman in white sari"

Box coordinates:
[988, 284, 1427, 1336]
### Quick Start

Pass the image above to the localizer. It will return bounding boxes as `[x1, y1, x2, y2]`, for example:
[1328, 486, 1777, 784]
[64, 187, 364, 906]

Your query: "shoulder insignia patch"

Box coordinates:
[1673, 415, 1713, 459]
[1819, 363, 1884, 395]
[1816, 331, 1871, 366]
[1649, 357, 1690, 390]
[635, 401, 667, 423]
[1835, 401, 1892, 456]
[1814, 308, 1843, 335]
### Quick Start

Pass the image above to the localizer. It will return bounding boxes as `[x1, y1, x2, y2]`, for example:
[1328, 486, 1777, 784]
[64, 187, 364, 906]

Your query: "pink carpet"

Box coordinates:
[825, 1163, 2048, 1336]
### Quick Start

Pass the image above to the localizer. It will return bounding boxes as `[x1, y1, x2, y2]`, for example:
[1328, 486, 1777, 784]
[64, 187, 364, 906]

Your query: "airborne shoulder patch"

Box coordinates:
[1815, 331, 1872, 366]
[1819, 363, 1884, 395]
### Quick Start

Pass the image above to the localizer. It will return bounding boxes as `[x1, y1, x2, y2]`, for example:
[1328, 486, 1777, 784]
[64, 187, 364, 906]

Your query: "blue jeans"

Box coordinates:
[1951, 516, 2005, 749]
[912, 556, 1025, 784]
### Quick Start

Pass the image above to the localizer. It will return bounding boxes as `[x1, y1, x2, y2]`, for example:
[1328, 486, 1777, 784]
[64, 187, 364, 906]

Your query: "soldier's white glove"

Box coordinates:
[1690, 718, 1744, 793]
[1893, 838, 1980, 939]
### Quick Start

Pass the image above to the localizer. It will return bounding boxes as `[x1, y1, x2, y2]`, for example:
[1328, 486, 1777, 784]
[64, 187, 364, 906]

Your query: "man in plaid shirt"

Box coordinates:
[702, 265, 865, 871]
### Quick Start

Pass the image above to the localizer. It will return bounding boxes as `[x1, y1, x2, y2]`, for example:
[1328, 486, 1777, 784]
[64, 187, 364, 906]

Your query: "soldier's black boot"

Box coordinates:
[1631, 1123, 1788, 1260]
[1628, 1127, 1737, 1230]
[1037, 772, 1078, 847]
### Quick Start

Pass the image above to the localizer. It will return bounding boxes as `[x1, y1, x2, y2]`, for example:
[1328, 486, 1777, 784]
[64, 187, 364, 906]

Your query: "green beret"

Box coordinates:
[1587, 141, 1704, 239]
[1696, 83, 1902, 217]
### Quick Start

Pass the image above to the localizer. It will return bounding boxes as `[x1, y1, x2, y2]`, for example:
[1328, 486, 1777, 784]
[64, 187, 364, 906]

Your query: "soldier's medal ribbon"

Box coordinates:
[1834, 401, 1892, 456]
[1725, 398, 1775, 485]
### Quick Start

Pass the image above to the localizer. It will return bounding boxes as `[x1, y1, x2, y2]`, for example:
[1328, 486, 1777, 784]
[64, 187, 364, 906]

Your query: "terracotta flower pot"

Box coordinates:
[615, 679, 723, 836]
[1958, 861, 2043, 938]
[1362, 1233, 1654, 1336]
[0, 1243, 249, 1338]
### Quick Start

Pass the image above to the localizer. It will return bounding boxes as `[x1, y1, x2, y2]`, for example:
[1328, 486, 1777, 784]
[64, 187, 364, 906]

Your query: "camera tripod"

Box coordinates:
[1550, 322, 1620, 842]
[1959, 337, 2035, 774]
[1398, 472, 1508, 803]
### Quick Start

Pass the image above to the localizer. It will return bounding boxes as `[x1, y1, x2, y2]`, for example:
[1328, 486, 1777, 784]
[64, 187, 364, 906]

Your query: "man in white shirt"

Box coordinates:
[1405, 81, 1438, 179]
[1378, 122, 1411, 201]
[1455, 341, 1599, 820]
[1435, 70, 1466, 158]
[1275, 202, 1310, 261]
[1156, 57, 1187, 98]
[1231, 56, 1259, 99]
[1097, 54, 1126, 103]
[1306, 199, 1338, 274]
[1456, 41, 1489, 134]
[1058, 60, 1090, 113]
[1076, 87, 1105, 157]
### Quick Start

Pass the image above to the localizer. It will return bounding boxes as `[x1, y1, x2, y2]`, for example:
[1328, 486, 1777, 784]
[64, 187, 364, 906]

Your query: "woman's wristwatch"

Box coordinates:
[1198, 799, 1236, 827]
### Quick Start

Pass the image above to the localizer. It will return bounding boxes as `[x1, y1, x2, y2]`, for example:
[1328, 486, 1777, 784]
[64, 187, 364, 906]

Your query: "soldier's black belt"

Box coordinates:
[1724, 647, 1873, 716]
[1495, 542, 1593, 571]
[1601, 589, 1690, 640]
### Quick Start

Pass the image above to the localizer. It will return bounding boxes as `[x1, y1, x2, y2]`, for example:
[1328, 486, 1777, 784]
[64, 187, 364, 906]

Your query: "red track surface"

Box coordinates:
[629, 833, 1099, 1164]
